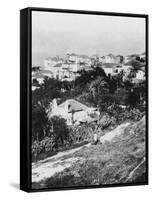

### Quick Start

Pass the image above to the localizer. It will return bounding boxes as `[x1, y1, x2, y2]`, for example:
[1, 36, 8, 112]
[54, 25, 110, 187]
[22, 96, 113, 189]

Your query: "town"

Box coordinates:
[32, 52, 146, 90]
[32, 53, 146, 129]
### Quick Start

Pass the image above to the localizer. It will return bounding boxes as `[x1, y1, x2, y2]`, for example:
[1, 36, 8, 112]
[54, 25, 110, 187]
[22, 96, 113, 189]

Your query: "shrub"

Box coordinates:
[107, 104, 145, 124]
[32, 136, 56, 162]
[50, 116, 69, 147]
[69, 124, 94, 144]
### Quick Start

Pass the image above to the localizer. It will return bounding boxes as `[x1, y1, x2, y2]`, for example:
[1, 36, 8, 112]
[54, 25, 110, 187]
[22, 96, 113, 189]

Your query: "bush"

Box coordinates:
[107, 104, 145, 124]
[98, 113, 116, 129]
[32, 136, 56, 162]
[69, 124, 94, 144]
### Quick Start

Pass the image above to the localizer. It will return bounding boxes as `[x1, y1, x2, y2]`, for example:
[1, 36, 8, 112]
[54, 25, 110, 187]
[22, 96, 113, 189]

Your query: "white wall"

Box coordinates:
[0, 0, 151, 199]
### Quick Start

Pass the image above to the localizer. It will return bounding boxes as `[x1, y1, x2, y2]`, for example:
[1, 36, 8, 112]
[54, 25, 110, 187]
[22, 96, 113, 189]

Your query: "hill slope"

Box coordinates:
[32, 116, 147, 189]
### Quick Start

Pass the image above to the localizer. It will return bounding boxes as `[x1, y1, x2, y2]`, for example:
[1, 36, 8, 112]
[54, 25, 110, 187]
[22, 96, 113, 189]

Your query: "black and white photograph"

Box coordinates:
[31, 9, 148, 190]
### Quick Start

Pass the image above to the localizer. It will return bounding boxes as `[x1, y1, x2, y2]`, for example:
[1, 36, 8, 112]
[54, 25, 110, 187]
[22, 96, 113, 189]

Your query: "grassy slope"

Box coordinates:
[32, 116, 146, 189]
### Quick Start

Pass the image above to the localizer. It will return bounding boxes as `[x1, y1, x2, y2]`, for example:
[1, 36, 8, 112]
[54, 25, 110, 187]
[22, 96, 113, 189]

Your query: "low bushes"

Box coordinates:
[32, 123, 95, 162]
[107, 104, 145, 124]
[32, 136, 56, 162]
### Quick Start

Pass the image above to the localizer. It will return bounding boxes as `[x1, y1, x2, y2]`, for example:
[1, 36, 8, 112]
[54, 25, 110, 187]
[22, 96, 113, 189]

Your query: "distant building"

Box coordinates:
[106, 54, 116, 63]
[32, 75, 44, 85]
[99, 54, 123, 65]
[136, 70, 145, 80]
[102, 63, 115, 75]
[101, 63, 117, 76]
[42, 54, 92, 81]
[116, 55, 124, 64]
[44, 57, 63, 70]
[124, 55, 132, 63]
[122, 62, 133, 81]
[132, 70, 145, 83]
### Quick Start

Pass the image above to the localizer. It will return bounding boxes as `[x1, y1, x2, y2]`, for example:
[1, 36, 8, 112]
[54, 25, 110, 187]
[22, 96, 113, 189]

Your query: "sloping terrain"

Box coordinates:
[32, 143, 91, 183]
[32, 116, 146, 189]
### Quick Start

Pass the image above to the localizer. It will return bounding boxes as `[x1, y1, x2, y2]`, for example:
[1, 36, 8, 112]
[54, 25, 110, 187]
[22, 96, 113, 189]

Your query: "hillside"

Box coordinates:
[32, 116, 146, 189]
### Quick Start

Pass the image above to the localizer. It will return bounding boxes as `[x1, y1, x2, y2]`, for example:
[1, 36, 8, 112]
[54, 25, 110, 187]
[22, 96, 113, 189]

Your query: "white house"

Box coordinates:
[48, 99, 100, 125]
[136, 70, 145, 80]
[99, 54, 123, 65]
[101, 63, 117, 76]
[104, 54, 117, 63]
[132, 70, 145, 83]
[44, 63, 62, 79]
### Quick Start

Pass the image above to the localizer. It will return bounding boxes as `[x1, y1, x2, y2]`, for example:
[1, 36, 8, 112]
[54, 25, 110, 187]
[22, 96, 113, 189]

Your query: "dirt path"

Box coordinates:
[32, 122, 130, 183]
[32, 143, 91, 183]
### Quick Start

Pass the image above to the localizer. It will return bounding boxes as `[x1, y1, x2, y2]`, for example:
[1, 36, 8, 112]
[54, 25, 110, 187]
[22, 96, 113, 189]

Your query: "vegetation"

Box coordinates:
[32, 59, 146, 162]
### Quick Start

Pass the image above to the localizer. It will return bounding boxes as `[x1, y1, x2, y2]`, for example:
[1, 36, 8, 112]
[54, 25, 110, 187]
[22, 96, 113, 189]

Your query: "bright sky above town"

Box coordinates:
[32, 11, 146, 66]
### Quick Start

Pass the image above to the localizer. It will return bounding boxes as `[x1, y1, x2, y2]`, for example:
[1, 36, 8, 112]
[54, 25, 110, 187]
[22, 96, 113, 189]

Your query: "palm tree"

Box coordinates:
[89, 76, 109, 104]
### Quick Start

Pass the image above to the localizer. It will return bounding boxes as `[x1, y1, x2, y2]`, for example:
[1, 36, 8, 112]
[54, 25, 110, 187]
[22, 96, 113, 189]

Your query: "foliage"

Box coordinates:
[50, 116, 69, 148]
[32, 104, 52, 141]
[75, 67, 107, 88]
[32, 115, 70, 162]
[32, 77, 62, 107]
[32, 136, 55, 162]
[107, 104, 145, 124]
[68, 124, 95, 144]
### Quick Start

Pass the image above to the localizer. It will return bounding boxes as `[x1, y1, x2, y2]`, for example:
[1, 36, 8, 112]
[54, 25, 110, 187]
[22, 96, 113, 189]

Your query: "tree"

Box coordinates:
[32, 104, 52, 141]
[89, 76, 109, 104]
[50, 116, 69, 147]
[32, 77, 62, 108]
[129, 60, 143, 71]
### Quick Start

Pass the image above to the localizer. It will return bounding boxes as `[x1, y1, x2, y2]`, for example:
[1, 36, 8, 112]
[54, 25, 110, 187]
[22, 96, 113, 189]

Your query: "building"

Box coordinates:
[43, 54, 92, 81]
[116, 55, 124, 64]
[32, 72, 45, 84]
[99, 54, 123, 65]
[114, 65, 123, 73]
[132, 69, 145, 83]
[44, 57, 63, 70]
[48, 99, 100, 125]
[104, 54, 117, 63]
[101, 63, 117, 76]
[124, 55, 132, 63]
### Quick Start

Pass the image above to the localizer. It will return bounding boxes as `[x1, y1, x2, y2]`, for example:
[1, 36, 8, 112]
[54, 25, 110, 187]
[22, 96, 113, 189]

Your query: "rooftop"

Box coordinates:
[59, 99, 88, 113]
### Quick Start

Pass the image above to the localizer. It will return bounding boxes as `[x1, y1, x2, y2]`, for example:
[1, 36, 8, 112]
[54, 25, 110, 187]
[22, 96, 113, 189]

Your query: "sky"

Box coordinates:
[32, 11, 146, 66]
